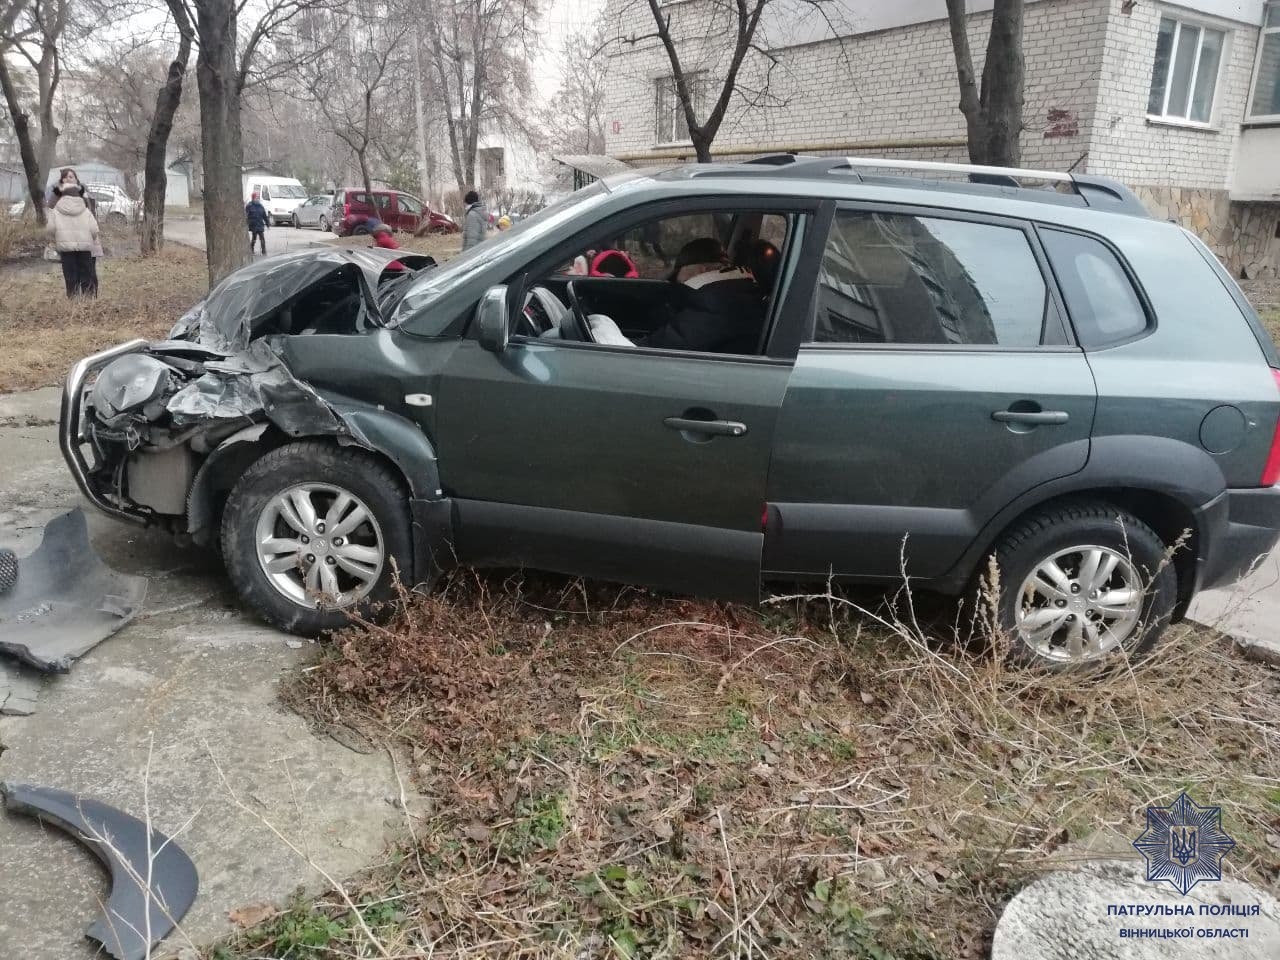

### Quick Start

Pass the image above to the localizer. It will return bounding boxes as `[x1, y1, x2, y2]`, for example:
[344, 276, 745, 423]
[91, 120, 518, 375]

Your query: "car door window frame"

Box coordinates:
[494, 195, 827, 364]
[805, 202, 1076, 352]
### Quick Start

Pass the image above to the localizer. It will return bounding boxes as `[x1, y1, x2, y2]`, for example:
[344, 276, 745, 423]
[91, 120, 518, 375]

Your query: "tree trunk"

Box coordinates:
[142, 4, 194, 255]
[0, 56, 47, 226]
[35, 49, 58, 188]
[945, 0, 1024, 166]
[979, 0, 1024, 167]
[357, 148, 373, 199]
[412, 24, 431, 203]
[194, 0, 246, 285]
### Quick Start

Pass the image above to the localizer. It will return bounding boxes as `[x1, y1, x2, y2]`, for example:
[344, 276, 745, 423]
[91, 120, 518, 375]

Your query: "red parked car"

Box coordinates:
[332, 188, 459, 237]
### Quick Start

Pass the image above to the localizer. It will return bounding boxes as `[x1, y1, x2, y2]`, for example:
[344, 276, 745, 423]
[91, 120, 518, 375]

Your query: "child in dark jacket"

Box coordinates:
[245, 193, 269, 255]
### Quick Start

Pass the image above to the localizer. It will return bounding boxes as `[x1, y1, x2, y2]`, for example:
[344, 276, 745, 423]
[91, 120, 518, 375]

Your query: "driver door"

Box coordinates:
[432, 203, 822, 600]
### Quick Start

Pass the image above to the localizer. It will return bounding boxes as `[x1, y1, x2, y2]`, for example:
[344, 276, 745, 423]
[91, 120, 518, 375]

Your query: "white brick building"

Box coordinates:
[601, 0, 1280, 277]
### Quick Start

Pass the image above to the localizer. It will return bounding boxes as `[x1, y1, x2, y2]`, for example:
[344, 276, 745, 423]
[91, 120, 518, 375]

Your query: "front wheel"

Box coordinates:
[319, 215, 330, 232]
[221, 441, 412, 635]
[984, 501, 1177, 669]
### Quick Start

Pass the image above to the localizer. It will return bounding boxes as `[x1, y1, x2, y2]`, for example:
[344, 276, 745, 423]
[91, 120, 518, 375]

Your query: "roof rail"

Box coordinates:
[696, 154, 1151, 218]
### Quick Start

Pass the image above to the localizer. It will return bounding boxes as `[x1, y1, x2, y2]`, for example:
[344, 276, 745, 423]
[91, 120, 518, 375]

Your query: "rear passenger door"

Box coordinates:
[764, 205, 1097, 583]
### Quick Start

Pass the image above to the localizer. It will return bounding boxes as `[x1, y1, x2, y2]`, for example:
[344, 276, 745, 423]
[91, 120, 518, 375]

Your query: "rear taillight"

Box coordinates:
[343, 202, 350, 218]
[1261, 369, 1280, 486]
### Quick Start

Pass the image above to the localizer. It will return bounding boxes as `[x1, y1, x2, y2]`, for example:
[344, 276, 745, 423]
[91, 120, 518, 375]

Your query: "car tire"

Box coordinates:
[319, 215, 330, 232]
[353, 224, 370, 236]
[220, 441, 413, 636]
[982, 500, 1177, 670]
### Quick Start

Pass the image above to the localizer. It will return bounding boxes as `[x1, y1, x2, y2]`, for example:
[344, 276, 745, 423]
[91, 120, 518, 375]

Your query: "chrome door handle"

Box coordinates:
[992, 410, 1069, 425]
[664, 417, 748, 437]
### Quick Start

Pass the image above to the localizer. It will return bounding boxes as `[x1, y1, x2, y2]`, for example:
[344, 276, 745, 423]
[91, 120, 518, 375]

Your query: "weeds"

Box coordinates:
[201, 569, 1280, 959]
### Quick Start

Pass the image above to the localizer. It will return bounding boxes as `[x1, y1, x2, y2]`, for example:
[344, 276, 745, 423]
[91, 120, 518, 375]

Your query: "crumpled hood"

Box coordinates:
[167, 247, 433, 353]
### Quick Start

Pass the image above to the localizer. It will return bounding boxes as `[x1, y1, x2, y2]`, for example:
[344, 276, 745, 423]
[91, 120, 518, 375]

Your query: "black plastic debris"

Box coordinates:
[0, 509, 148, 672]
[1, 782, 199, 960]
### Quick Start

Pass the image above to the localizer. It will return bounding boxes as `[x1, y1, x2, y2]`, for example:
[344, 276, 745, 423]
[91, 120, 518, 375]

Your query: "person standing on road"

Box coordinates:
[48, 171, 100, 298]
[246, 192, 269, 256]
[462, 189, 487, 251]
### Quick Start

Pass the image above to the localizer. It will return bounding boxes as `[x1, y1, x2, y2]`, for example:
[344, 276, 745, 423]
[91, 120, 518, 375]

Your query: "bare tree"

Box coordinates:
[544, 25, 606, 157]
[0, 0, 70, 222]
[945, 0, 1024, 167]
[612, 0, 835, 163]
[423, 0, 540, 194]
[308, 3, 409, 199]
[141, 0, 193, 253]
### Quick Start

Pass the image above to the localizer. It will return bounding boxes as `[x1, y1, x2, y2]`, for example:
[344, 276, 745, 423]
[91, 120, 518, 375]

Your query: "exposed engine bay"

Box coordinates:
[65, 248, 434, 540]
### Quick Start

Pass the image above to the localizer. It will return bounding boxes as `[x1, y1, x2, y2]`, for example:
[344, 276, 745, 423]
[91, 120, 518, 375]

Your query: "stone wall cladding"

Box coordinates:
[1088, 2, 1261, 188]
[601, 0, 1106, 169]
[1135, 184, 1280, 278]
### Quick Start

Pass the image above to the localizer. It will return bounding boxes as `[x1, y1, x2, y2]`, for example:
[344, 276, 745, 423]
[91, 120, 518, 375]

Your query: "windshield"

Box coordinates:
[390, 182, 611, 326]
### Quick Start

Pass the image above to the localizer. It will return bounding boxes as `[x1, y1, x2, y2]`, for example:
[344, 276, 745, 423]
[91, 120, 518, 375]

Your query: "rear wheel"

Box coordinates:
[984, 501, 1177, 669]
[221, 441, 412, 635]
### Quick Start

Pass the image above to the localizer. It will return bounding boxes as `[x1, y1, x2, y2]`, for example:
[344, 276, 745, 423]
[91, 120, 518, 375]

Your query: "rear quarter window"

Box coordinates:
[1041, 229, 1150, 347]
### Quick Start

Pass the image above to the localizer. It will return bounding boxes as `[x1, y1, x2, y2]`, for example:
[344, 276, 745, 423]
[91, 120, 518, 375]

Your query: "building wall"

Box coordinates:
[602, 0, 1106, 168]
[1087, 1, 1261, 187]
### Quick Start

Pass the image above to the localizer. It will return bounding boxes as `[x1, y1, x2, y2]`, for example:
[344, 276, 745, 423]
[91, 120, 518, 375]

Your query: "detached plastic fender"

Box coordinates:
[1, 782, 199, 960]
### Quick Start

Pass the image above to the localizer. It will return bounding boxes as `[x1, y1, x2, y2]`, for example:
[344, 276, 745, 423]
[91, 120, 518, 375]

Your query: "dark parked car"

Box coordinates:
[332, 188, 458, 236]
[61, 156, 1280, 666]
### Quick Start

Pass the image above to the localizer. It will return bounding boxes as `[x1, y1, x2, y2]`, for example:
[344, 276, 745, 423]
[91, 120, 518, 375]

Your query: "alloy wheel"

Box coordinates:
[254, 483, 385, 608]
[1015, 545, 1143, 662]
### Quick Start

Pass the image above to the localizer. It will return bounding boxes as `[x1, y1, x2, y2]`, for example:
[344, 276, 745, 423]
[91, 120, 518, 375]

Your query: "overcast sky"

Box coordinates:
[535, 0, 596, 99]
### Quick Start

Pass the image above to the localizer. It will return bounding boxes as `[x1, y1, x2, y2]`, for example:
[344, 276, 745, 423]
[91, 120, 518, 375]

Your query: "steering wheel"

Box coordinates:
[519, 293, 551, 337]
[563, 280, 595, 343]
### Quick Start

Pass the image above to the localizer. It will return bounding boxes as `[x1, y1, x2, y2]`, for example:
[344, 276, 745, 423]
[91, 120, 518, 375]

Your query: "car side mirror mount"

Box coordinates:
[476, 284, 509, 353]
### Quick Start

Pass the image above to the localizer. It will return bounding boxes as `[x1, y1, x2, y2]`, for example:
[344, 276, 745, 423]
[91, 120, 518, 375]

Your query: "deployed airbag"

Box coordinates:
[1, 782, 199, 960]
[0, 509, 148, 672]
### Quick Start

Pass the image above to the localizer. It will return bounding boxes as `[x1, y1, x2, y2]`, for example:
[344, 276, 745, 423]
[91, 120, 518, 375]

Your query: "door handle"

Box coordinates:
[992, 409, 1070, 425]
[664, 417, 748, 437]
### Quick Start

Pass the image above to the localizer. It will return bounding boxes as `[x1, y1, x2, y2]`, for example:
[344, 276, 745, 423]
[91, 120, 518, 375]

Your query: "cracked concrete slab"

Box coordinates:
[0, 660, 41, 716]
[0, 387, 402, 958]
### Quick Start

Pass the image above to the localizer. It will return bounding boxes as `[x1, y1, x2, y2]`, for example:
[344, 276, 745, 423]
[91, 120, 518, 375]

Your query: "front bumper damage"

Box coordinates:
[60, 248, 440, 537]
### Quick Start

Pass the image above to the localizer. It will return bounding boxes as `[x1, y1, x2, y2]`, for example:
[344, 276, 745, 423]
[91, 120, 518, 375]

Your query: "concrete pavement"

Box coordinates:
[1187, 552, 1280, 664]
[0, 387, 402, 959]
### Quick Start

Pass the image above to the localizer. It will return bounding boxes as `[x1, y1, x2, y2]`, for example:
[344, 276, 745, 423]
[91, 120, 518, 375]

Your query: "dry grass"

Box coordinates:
[0, 243, 207, 393]
[0, 216, 45, 261]
[1260, 306, 1280, 346]
[209, 574, 1280, 960]
[397, 231, 464, 261]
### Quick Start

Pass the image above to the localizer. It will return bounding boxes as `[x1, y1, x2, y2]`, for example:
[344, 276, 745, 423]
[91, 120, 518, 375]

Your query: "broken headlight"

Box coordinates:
[90, 354, 172, 427]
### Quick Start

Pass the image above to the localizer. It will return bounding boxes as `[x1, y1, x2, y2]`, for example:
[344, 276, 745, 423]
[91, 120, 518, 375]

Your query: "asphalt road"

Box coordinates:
[0, 387, 404, 959]
[164, 215, 336, 255]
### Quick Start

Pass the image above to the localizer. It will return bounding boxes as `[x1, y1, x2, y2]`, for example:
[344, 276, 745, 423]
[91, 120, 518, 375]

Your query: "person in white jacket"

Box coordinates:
[48, 169, 100, 297]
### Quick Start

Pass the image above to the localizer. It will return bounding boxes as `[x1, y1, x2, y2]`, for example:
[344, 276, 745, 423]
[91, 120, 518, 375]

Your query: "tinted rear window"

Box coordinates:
[1042, 229, 1149, 347]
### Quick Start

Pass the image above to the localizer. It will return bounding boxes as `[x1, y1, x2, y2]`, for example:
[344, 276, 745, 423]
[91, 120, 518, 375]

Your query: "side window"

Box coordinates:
[813, 211, 1050, 346]
[375, 194, 392, 210]
[350, 192, 367, 205]
[261, 185, 272, 201]
[398, 195, 421, 214]
[1041, 229, 1149, 347]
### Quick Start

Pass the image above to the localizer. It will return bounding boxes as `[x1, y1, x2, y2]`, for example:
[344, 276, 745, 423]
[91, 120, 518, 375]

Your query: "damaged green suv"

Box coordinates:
[61, 156, 1280, 667]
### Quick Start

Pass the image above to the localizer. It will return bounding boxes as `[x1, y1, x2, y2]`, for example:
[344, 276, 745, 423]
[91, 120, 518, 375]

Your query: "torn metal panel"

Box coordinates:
[0, 509, 148, 672]
[167, 247, 434, 353]
[1, 782, 199, 960]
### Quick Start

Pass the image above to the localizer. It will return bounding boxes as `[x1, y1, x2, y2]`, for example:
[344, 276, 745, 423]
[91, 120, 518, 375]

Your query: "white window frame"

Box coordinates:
[1246, 2, 1280, 123]
[1146, 13, 1231, 129]
[654, 72, 707, 147]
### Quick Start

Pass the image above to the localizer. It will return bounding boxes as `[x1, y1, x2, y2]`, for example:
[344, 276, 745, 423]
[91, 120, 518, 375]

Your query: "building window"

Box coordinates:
[1248, 4, 1280, 120]
[654, 73, 707, 144]
[1147, 15, 1227, 123]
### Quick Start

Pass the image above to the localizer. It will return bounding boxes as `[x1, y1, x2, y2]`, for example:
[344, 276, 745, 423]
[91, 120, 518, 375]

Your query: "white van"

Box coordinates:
[242, 175, 308, 226]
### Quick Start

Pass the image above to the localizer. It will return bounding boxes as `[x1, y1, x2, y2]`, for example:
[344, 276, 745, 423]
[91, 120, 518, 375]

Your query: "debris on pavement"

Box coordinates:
[0, 509, 148, 672]
[1, 781, 200, 960]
